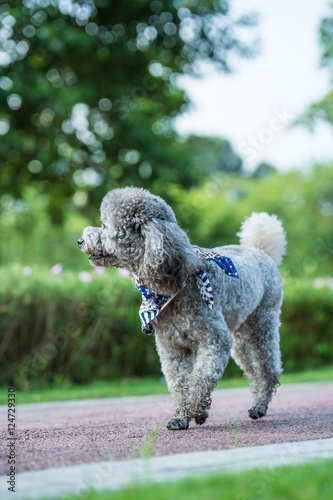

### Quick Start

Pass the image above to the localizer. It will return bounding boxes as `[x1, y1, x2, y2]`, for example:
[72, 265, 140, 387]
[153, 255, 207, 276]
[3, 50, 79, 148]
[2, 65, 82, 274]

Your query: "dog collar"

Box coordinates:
[135, 251, 239, 335]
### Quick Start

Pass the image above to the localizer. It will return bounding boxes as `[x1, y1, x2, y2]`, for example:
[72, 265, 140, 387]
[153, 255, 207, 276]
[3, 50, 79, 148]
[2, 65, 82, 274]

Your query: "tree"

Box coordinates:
[0, 0, 258, 221]
[182, 135, 243, 176]
[299, 6, 333, 131]
[252, 162, 277, 179]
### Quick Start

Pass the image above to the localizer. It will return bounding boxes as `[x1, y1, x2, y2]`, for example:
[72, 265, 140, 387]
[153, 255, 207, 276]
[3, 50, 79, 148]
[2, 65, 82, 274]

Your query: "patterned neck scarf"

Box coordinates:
[135, 251, 239, 335]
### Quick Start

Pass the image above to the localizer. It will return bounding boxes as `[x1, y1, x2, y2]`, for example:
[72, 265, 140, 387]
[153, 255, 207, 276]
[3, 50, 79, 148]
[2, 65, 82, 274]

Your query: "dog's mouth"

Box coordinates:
[88, 254, 118, 268]
[89, 255, 104, 260]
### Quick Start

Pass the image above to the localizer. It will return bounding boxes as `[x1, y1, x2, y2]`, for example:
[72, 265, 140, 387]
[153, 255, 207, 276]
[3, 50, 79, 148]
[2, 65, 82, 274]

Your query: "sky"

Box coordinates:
[174, 0, 333, 172]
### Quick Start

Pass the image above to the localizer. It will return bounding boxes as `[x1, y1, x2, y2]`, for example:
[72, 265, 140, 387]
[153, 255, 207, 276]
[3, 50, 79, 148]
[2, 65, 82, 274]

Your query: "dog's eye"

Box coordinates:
[101, 223, 107, 230]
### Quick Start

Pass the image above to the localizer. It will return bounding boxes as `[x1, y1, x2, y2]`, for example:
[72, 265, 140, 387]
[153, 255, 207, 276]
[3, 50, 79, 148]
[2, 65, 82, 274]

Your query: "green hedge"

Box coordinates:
[280, 279, 333, 371]
[0, 266, 332, 389]
[0, 265, 154, 389]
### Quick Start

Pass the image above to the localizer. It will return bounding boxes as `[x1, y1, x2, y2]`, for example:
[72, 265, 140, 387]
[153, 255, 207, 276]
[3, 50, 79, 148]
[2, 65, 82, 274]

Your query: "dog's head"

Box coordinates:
[78, 187, 199, 293]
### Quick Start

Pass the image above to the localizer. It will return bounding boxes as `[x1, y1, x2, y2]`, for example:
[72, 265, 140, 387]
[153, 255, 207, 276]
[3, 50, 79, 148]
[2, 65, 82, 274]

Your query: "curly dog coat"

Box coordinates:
[78, 187, 286, 430]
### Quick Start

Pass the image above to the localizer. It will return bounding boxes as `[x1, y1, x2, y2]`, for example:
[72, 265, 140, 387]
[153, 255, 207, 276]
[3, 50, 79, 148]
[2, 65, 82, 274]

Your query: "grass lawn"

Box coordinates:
[0, 367, 332, 405]
[45, 458, 333, 500]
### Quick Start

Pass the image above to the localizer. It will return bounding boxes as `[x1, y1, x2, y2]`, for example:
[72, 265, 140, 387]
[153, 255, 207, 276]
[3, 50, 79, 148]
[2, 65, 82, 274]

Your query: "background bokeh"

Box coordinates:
[0, 0, 332, 390]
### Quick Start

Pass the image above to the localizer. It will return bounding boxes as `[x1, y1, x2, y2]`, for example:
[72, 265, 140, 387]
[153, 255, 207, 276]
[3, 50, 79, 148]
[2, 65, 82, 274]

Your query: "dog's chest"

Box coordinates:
[153, 292, 209, 347]
[155, 315, 200, 350]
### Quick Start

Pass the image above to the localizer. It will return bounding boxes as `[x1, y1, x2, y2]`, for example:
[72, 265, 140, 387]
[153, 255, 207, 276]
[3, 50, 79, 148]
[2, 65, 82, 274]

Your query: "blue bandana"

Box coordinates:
[136, 251, 239, 335]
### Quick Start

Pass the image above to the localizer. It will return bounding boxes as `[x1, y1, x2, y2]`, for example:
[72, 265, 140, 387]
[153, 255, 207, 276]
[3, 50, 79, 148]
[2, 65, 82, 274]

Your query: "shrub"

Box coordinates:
[0, 265, 158, 389]
[0, 266, 332, 389]
[281, 278, 333, 371]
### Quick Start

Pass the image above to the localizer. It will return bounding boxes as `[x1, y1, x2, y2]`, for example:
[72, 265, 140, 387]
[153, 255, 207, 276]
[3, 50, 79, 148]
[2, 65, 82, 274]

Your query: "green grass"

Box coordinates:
[1, 366, 332, 405]
[0, 377, 169, 405]
[47, 458, 333, 500]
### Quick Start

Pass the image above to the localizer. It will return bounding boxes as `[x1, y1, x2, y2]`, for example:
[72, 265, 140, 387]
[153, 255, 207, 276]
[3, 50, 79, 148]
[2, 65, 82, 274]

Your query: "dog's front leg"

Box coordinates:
[186, 321, 232, 425]
[155, 333, 194, 430]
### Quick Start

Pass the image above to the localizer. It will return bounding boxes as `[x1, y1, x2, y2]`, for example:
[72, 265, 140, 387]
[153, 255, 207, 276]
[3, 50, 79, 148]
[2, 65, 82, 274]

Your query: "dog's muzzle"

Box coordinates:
[78, 237, 102, 258]
[78, 238, 104, 259]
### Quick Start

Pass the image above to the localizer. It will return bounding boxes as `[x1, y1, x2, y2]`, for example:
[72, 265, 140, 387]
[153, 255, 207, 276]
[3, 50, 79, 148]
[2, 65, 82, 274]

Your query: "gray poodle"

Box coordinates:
[78, 187, 286, 430]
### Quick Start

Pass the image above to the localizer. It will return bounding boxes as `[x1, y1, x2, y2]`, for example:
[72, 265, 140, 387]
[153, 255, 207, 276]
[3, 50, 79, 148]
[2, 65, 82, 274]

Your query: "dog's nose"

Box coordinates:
[77, 238, 84, 246]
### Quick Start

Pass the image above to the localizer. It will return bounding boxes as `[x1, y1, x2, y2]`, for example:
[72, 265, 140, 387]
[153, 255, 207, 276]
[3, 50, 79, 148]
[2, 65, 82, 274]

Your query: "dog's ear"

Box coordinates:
[140, 218, 164, 273]
[138, 218, 198, 294]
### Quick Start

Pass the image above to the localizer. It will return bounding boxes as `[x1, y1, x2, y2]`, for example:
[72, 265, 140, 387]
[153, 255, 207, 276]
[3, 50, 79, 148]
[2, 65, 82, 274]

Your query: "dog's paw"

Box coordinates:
[194, 410, 209, 425]
[248, 405, 267, 420]
[167, 418, 189, 430]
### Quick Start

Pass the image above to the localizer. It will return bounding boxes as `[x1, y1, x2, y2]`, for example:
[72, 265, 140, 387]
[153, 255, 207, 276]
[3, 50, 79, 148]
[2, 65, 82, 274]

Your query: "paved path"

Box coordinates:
[0, 382, 333, 500]
[0, 382, 332, 474]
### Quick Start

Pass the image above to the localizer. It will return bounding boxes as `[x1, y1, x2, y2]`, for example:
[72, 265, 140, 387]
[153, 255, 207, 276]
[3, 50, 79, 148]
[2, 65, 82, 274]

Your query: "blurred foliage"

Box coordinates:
[251, 161, 277, 179]
[1, 264, 332, 389]
[0, 0, 257, 222]
[167, 165, 333, 279]
[0, 184, 89, 269]
[1, 165, 333, 278]
[299, 3, 333, 130]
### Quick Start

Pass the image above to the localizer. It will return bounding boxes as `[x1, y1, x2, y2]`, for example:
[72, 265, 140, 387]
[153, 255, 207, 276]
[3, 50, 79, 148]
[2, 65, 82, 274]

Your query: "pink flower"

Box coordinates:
[22, 266, 33, 276]
[118, 268, 130, 278]
[50, 264, 63, 275]
[79, 271, 92, 283]
[94, 266, 106, 275]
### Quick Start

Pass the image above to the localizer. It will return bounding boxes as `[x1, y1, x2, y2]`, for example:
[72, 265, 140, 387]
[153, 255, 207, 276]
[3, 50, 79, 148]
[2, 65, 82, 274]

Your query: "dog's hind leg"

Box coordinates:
[155, 333, 195, 430]
[233, 304, 282, 419]
[231, 322, 257, 381]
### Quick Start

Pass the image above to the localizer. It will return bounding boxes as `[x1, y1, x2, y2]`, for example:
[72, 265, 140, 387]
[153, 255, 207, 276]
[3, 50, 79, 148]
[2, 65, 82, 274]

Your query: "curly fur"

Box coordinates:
[238, 212, 286, 266]
[79, 187, 287, 429]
